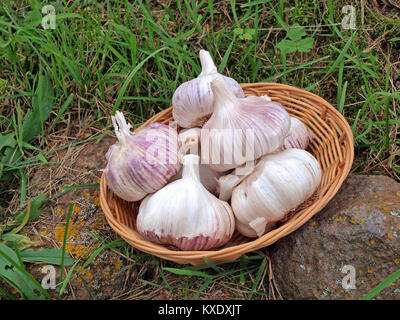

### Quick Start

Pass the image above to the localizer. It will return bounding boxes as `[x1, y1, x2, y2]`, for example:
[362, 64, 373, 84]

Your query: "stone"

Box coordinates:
[268, 174, 400, 300]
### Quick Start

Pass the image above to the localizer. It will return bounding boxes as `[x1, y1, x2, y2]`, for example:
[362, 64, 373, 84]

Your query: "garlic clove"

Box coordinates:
[231, 149, 322, 238]
[172, 128, 229, 195]
[137, 154, 235, 251]
[217, 160, 257, 201]
[200, 77, 291, 172]
[104, 111, 181, 202]
[172, 50, 244, 128]
[281, 117, 314, 150]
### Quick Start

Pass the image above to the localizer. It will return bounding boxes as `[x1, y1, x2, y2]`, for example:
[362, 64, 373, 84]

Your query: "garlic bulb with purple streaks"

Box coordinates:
[172, 50, 244, 128]
[104, 111, 181, 202]
[282, 117, 314, 150]
[137, 154, 235, 251]
[200, 78, 291, 172]
[231, 149, 322, 238]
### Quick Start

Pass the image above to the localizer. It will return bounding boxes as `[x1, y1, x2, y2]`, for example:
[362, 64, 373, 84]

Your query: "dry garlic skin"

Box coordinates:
[104, 112, 181, 202]
[201, 78, 291, 172]
[231, 149, 322, 238]
[172, 50, 244, 128]
[282, 117, 314, 150]
[137, 155, 235, 251]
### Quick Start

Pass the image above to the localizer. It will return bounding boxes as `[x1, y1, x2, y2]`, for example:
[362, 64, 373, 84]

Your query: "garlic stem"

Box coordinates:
[179, 128, 201, 154]
[172, 50, 244, 128]
[182, 154, 201, 182]
[111, 111, 132, 146]
[210, 78, 239, 113]
[199, 49, 217, 75]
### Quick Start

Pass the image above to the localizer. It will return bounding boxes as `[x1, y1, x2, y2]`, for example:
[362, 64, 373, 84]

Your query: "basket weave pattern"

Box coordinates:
[100, 83, 354, 265]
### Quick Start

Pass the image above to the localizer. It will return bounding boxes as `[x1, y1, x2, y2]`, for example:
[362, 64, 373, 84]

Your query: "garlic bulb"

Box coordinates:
[231, 149, 322, 238]
[172, 50, 244, 128]
[104, 111, 181, 202]
[282, 117, 314, 150]
[137, 154, 235, 251]
[201, 78, 291, 172]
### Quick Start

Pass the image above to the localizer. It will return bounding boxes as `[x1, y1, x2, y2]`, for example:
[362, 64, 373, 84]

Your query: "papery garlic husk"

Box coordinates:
[231, 149, 322, 238]
[217, 160, 258, 201]
[104, 111, 181, 202]
[137, 154, 235, 251]
[170, 128, 228, 195]
[172, 50, 244, 128]
[200, 78, 291, 172]
[178, 127, 202, 155]
[260, 95, 272, 102]
[281, 117, 314, 150]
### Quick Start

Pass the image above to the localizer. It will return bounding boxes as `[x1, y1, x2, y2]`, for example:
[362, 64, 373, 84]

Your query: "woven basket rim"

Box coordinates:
[99, 82, 354, 265]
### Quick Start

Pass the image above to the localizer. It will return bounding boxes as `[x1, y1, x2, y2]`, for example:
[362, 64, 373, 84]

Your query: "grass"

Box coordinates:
[0, 0, 399, 300]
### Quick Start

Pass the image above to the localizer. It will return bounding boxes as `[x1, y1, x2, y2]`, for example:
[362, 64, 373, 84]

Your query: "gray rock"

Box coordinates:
[268, 175, 400, 300]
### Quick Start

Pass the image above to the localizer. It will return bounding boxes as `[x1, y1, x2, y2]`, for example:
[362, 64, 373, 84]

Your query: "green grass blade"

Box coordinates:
[218, 37, 236, 73]
[156, 262, 172, 290]
[111, 47, 167, 115]
[58, 259, 81, 298]
[249, 257, 267, 299]
[19, 247, 74, 266]
[60, 184, 100, 191]
[19, 169, 27, 207]
[362, 268, 400, 300]
[338, 81, 348, 114]
[163, 267, 214, 278]
[306, 35, 353, 91]
[48, 93, 74, 133]
[203, 257, 220, 274]
[191, 277, 213, 300]
[265, 55, 330, 82]
[81, 239, 126, 270]
[0, 243, 51, 300]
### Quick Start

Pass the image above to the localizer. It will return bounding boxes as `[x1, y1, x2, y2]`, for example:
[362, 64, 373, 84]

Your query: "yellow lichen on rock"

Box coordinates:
[54, 223, 80, 243]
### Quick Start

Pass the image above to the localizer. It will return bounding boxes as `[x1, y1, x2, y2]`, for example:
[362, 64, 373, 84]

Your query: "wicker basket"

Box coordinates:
[99, 82, 354, 265]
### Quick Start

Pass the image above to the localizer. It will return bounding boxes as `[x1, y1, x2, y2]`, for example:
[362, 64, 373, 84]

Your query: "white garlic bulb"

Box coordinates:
[172, 50, 244, 128]
[282, 117, 314, 150]
[231, 149, 322, 238]
[104, 111, 181, 202]
[137, 154, 235, 251]
[201, 78, 291, 172]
